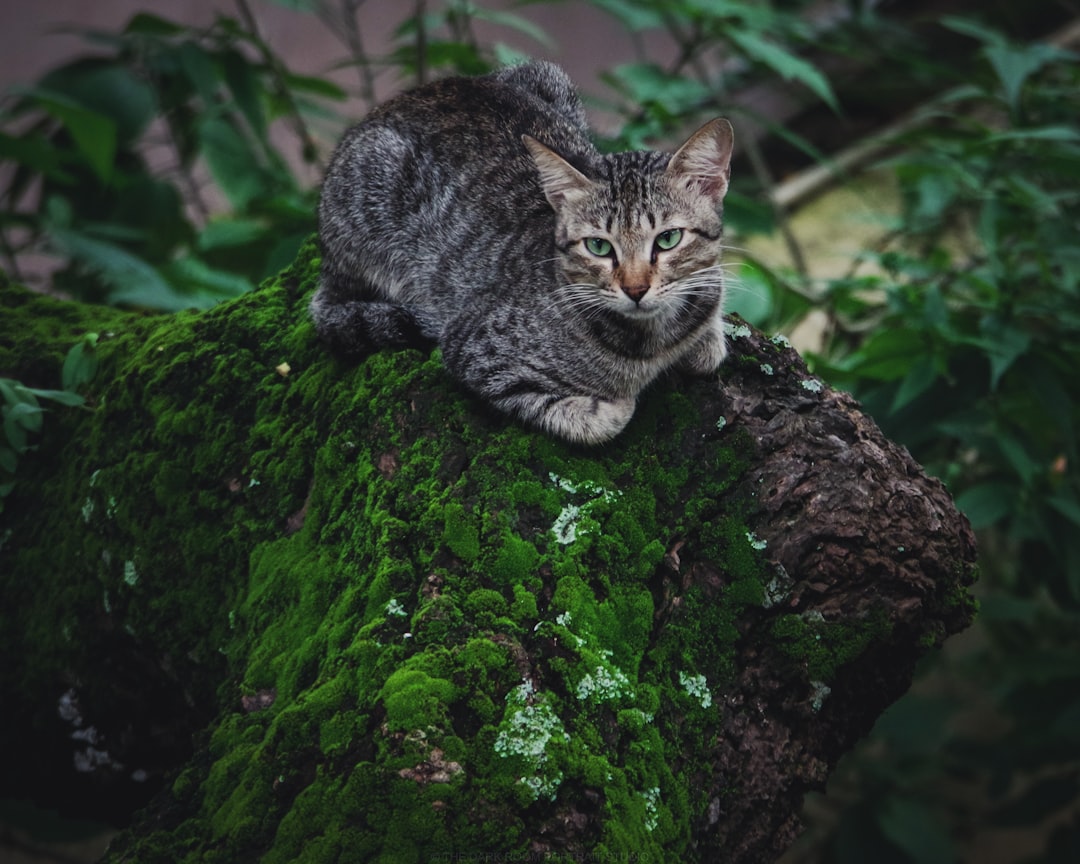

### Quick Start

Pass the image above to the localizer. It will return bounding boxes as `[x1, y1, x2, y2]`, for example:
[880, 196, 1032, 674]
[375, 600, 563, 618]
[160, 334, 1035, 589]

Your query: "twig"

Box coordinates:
[234, 0, 322, 167]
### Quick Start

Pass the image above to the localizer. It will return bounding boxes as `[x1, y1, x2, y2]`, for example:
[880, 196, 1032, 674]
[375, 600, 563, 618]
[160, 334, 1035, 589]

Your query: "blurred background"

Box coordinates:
[2, 1, 1079, 862]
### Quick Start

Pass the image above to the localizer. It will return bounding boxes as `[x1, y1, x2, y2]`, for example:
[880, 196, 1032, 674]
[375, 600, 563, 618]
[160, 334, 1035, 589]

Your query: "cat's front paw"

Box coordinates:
[540, 395, 636, 444]
[680, 330, 728, 376]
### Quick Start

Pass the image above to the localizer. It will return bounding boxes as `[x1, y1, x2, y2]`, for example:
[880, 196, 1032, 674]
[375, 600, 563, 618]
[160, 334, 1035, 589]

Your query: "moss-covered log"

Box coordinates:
[0, 242, 976, 863]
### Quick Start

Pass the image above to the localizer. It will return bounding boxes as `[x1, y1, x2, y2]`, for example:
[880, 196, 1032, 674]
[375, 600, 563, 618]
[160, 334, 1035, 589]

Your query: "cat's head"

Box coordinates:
[524, 119, 733, 322]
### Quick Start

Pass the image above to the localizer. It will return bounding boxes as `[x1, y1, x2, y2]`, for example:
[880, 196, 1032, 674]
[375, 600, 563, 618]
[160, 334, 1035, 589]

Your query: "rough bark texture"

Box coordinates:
[0, 242, 976, 863]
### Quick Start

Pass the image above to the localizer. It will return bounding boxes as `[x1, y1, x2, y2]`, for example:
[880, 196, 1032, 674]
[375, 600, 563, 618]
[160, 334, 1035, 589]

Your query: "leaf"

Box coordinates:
[122, 11, 187, 35]
[197, 116, 265, 211]
[5, 400, 44, 433]
[979, 317, 1031, 390]
[162, 257, 255, 300]
[845, 330, 928, 382]
[876, 796, 955, 864]
[62, 334, 100, 393]
[955, 482, 1016, 529]
[31, 90, 117, 182]
[19, 387, 85, 408]
[607, 64, 712, 115]
[37, 62, 157, 145]
[1048, 493, 1080, 528]
[728, 29, 839, 112]
[994, 432, 1039, 483]
[984, 41, 1067, 115]
[46, 226, 182, 310]
[222, 50, 267, 142]
[178, 40, 221, 106]
[197, 218, 269, 251]
[280, 72, 347, 101]
[587, 0, 666, 32]
[0, 130, 66, 178]
[726, 262, 773, 326]
[988, 126, 1080, 144]
[469, 8, 554, 49]
[0, 446, 16, 474]
[993, 773, 1080, 827]
[890, 356, 939, 413]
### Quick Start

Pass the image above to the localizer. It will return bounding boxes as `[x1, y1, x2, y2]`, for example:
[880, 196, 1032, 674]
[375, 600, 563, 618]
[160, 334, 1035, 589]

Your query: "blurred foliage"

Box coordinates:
[3, 1, 1080, 861]
[0, 9, 344, 308]
[1, 334, 96, 514]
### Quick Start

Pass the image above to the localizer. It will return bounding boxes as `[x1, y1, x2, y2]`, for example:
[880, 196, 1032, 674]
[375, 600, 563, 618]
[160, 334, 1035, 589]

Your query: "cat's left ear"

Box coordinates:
[666, 118, 734, 203]
[523, 135, 594, 209]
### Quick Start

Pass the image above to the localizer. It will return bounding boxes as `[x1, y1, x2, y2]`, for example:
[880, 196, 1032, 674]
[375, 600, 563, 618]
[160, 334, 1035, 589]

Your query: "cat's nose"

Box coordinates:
[621, 283, 649, 303]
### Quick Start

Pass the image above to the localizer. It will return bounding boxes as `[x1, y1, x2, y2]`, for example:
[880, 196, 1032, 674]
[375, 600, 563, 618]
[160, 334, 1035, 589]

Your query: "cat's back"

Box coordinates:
[365, 61, 587, 146]
[318, 62, 595, 303]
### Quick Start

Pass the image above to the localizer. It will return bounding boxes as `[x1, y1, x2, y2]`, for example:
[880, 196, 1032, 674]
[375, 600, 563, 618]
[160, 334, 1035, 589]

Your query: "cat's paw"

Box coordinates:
[680, 329, 728, 376]
[541, 395, 636, 444]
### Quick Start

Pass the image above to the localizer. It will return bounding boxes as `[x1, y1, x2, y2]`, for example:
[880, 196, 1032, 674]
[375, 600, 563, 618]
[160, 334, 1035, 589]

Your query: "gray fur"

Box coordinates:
[312, 61, 734, 444]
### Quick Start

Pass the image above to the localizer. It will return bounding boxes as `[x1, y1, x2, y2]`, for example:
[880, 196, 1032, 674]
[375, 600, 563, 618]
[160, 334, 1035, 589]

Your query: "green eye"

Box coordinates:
[584, 237, 613, 257]
[655, 229, 683, 251]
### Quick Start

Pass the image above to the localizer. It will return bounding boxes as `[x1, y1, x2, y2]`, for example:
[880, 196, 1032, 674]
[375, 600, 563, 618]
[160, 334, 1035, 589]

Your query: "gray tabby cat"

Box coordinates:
[312, 61, 733, 444]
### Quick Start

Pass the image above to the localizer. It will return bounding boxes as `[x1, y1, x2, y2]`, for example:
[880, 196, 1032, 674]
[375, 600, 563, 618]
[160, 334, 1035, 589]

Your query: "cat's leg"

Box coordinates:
[679, 306, 728, 376]
[527, 394, 636, 445]
[310, 274, 440, 357]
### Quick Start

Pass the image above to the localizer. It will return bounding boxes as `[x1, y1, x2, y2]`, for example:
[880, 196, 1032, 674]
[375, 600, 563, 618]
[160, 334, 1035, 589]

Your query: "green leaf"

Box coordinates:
[32, 90, 117, 182]
[607, 63, 712, 114]
[728, 29, 839, 112]
[994, 432, 1039, 483]
[845, 330, 927, 381]
[222, 50, 267, 142]
[62, 334, 100, 393]
[993, 773, 1080, 827]
[586, 0, 666, 32]
[280, 72, 347, 101]
[984, 41, 1066, 115]
[890, 356, 939, 413]
[47, 226, 182, 310]
[162, 256, 255, 300]
[955, 482, 1016, 529]
[197, 116, 265, 210]
[0, 446, 16, 474]
[979, 317, 1031, 390]
[0, 130, 66, 178]
[988, 126, 1080, 144]
[876, 796, 954, 864]
[726, 262, 773, 326]
[197, 218, 269, 251]
[1048, 494, 1080, 528]
[179, 40, 221, 105]
[5, 400, 44, 433]
[469, 8, 554, 49]
[38, 62, 157, 145]
[122, 11, 186, 35]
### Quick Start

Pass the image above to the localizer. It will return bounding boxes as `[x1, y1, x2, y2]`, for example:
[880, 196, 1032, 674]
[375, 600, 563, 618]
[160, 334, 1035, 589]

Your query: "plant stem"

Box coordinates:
[234, 0, 323, 167]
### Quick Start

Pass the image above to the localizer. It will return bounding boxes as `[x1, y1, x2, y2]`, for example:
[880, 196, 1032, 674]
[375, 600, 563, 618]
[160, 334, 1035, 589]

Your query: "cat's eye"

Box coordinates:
[584, 237, 614, 257]
[655, 229, 683, 251]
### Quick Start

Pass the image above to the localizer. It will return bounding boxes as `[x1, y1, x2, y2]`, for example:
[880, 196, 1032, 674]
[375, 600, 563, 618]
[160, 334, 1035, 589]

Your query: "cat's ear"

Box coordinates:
[523, 135, 593, 208]
[666, 118, 734, 203]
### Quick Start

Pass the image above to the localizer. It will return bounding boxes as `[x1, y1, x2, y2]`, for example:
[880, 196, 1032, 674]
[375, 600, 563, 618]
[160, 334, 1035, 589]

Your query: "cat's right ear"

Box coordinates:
[523, 135, 593, 208]
[666, 118, 734, 204]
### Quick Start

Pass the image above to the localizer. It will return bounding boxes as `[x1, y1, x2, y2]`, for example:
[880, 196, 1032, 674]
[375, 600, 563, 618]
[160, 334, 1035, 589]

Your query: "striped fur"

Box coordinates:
[312, 62, 733, 444]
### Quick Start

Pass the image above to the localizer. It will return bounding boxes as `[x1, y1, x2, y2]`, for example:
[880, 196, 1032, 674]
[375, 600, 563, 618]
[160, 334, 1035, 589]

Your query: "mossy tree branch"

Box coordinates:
[0, 242, 976, 863]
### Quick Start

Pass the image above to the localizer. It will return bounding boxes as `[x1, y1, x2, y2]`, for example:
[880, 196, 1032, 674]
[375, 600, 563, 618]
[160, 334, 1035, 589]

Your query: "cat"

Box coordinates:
[312, 61, 733, 444]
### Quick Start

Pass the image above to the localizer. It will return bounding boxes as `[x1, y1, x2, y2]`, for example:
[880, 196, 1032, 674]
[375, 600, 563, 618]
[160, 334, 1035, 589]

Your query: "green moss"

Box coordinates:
[381, 668, 457, 731]
[0, 241, 975, 863]
[771, 611, 890, 681]
[442, 501, 480, 562]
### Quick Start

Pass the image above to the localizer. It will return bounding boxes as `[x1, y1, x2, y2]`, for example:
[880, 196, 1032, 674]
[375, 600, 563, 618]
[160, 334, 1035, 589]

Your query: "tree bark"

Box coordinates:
[0, 243, 976, 863]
